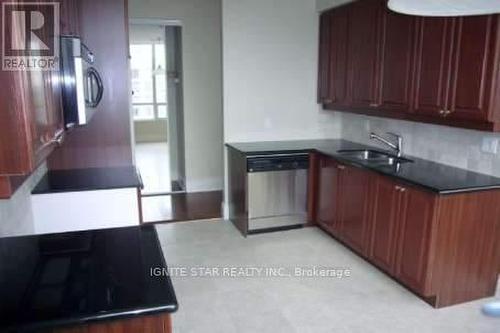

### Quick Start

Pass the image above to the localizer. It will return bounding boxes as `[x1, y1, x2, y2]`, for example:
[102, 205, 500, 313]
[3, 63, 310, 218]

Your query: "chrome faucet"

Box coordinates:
[370, 132, 403, 157]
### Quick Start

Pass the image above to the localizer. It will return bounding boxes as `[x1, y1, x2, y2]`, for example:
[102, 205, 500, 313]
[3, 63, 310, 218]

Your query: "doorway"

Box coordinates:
[129, 23, 185, 195]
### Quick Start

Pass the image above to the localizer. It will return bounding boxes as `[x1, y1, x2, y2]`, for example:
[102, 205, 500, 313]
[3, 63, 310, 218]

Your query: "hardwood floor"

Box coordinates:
[142, 191, 222, 223]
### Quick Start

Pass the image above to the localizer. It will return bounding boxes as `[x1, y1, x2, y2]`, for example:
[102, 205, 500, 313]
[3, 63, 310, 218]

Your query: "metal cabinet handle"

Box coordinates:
[394, 185, 406, 192]
[369, 103, 380, 107]
[324, 99, 333, 104]
[337, 165, 346, 170]
[53, 129, 65, 146]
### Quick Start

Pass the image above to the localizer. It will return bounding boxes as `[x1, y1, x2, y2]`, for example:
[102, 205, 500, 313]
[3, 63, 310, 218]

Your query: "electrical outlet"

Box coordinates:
[481, 137, 499, 154]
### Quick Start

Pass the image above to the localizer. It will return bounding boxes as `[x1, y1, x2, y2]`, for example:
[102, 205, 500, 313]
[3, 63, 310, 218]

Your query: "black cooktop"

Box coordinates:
[32, 166, 143, 195]
[0, 226, 177, 332]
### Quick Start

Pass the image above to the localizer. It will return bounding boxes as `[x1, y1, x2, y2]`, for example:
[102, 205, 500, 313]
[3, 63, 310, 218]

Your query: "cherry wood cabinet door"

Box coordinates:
[369, 175, 400, 274]
[378, 6, 417, 112]
[447, 15, 498, 121]
[395, 186, 436, 295]
[60, 0, 80, 36]
[338, 165, 372, 255]
[317, 156, 340, 233]
[347, 0, 382, 109]
[318, 12, 331, 104]
[413, 17, 453, 117]
[327, 6, 350, 107]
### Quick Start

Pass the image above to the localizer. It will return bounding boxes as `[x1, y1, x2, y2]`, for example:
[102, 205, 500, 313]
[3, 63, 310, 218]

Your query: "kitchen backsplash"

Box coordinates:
[340, 112, 500, 177]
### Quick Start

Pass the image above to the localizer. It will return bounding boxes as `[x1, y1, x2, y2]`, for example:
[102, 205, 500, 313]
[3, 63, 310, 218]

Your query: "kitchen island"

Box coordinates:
[0, 226, 177, 332]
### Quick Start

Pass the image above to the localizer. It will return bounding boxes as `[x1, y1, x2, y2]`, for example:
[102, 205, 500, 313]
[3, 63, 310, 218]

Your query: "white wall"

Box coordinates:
[222, 0, 342, 217]
[129, 0, 224, 191]
[223, 0, 341, 143]
[0, 163, 47, 237]
[316, 0, 354, 12]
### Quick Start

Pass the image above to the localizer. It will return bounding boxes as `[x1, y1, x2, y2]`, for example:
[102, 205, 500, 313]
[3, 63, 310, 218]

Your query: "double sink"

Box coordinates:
[337, 149, 413, 166]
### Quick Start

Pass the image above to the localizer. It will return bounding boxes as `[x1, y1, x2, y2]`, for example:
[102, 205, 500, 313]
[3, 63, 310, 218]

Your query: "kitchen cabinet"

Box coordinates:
[60, 0, 80, 36]
[369, 175, 401, 273]
[318, 1, 500, 131]
[313, 157, 500, 307]
[316, 156, 340, 232]
[347, 0, 382, 109]
[413, 17, 453, 117]
[0, 0, 84, 198]
[317, 11, 331, 104]
[318, 6, 349, 107]
[369, 174, 436, 293]
[446, 16, 497, 121]
[395, 185, 436, 294]
[378, 6, 417, 112]
[337, 163, 372, 255]
[316, 155, 372, 255]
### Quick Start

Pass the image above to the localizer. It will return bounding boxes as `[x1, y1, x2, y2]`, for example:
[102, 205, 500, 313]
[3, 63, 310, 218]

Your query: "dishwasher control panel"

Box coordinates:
[247, 154, 309, 173]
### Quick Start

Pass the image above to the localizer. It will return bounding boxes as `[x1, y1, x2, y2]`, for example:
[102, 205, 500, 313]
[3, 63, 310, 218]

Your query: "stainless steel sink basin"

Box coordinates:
[337, 149, 413, 166]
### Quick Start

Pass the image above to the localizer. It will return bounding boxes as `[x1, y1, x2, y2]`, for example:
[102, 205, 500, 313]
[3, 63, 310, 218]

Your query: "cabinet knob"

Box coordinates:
[369, 103, 380, 107]
[324, 99, 333, 104]
[337, 165, 346, 170]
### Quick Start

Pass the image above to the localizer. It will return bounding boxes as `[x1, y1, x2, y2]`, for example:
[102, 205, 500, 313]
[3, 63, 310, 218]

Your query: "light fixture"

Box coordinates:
[388, 0, 500, 17]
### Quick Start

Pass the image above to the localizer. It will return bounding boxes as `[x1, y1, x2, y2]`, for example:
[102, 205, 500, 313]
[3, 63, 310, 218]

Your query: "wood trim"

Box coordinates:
[323, 104, 498, 131]
[137, 187, 144, 224]
[53, 313, 172, 333]
[306, 152, 319, 225]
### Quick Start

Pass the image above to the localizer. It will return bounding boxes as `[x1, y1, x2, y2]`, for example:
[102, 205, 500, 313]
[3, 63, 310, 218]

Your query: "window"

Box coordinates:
[130, 43, 168, 121]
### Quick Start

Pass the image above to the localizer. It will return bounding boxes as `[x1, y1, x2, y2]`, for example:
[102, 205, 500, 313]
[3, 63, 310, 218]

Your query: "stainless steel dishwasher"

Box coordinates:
[246, 153, 309, 233]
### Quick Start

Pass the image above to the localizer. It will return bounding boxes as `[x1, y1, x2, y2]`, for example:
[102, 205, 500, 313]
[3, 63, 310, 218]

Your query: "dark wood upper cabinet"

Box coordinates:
[413, 17, 453, 116]
[60, 0, 81, 36]
[318, 11, 331, 103]
[447, 16, 498, 121]
[347, 0, 382, 108]
[318, 1, 500, 131]
[327, 6, 350, 107]
[0, 0, 83, 198]
[378, 6, 417, 111]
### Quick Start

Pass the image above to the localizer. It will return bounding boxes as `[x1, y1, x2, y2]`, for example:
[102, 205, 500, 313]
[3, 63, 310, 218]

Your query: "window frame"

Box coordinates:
[131, 43, 168, 122]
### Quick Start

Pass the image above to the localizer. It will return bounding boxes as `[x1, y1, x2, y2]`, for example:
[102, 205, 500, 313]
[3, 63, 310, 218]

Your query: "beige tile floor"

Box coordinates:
[156, 219, 500, 333]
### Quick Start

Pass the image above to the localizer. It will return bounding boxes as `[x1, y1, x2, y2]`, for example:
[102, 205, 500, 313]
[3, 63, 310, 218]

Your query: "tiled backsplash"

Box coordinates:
[340, 112, 500, 177]
[0, 163, 47, 237]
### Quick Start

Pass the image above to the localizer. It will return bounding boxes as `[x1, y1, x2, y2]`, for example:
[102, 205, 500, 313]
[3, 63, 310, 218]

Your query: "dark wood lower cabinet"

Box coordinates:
[52, 313, 172, 333]
[316, 156, 340, 232]
[395, 186, 436, 295]
[313, 154, 500, 307]
[369, 175, 401, 274]
[337, 165, 371, 255]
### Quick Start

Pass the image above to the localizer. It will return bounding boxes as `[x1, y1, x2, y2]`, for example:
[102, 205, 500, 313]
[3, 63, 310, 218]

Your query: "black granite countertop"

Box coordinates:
[226, 139, 500, 194]
[0, 226, 178, 332]
[32, 166, 143, 195]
